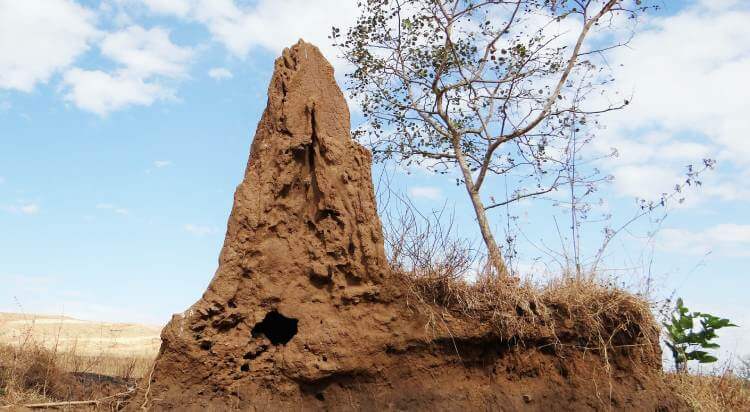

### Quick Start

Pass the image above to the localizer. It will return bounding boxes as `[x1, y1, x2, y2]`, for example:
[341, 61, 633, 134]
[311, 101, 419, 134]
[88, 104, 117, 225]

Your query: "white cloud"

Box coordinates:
[596, 1, 750, 201]
[100, 26, 193, 78]
[153, 160, 172, 168]
[658, 224, 750, 257]
[62, 68, 170, 115]
[62, 25, 192, 115]
[208, 67, 233, 80]
[184, 223, 218, 236]
[610, 165, 681, 200]
[142, 0, 191, 17]
[0, 0, 98, 92]
[142, 0, 358, 67]
[408, 186, 443, 201]
[0, 176, 5, 184]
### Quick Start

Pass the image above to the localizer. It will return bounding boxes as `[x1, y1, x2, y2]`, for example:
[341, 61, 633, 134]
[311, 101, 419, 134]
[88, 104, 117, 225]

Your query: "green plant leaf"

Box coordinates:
[698, 355, 718, 364]
[663, 298, 734, 371]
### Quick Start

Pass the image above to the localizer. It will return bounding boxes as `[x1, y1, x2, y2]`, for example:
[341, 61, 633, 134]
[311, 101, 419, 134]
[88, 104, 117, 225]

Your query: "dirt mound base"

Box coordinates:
[134, 41, 684, 411]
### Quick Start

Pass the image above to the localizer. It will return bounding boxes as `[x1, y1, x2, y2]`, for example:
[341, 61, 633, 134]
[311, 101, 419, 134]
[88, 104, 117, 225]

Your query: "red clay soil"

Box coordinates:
[132, 40, 685, 411]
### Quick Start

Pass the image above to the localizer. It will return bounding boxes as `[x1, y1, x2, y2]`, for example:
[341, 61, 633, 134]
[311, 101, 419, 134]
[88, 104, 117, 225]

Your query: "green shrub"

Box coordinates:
[663, 298, 737, 372]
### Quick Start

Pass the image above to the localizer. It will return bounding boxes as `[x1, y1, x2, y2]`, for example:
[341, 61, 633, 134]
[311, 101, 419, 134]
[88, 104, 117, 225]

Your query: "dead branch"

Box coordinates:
[0, 387, 135, 410]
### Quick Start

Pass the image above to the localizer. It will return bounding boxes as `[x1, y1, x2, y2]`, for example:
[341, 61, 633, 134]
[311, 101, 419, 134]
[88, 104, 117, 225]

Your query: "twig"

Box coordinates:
[0, 388, 135, 409]
[141, 361, 156, 410]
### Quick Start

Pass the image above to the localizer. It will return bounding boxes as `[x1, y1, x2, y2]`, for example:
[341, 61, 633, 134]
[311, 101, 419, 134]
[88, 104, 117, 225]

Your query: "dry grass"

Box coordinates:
[0, 342, 152, 408]
[0, 311, 157, 408]
[666, 371, 750, 411]
[0, 343, 67, 405]
[380, 183, 658, 361]
[0, 312, 157, 407]
[0, 313, 161, 359]
[398, 266, 658, 362]
[539, 275, 658, 354]
[53, 350, 153, 380]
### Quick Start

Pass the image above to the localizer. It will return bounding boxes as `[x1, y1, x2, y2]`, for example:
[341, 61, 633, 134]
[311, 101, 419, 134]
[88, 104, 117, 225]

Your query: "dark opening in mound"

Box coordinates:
[251, 311, 298, 345]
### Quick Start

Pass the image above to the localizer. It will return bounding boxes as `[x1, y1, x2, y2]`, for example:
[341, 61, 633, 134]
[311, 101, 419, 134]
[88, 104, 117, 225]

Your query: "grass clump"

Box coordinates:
[399, 266, 659, 363]
[0, 343, 73, 405]
[0, 342, 151, 408]
[382, 189, 658, 360]
[666, 371, 750, 411]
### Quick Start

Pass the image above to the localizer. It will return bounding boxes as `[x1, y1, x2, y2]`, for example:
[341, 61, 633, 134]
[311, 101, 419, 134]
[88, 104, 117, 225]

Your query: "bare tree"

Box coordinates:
[334, 0, 651, 278]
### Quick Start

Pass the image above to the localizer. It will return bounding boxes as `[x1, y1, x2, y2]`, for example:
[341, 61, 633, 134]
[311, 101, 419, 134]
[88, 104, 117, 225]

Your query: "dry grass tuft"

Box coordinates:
[398, 265, 659, 363]
[400, 268, 539, 338]
[539, 276, 658, 354]
[0, 343, 67, 405]
[381, 184, 659, 360]
[384, 201, 658, 357]
[666, 371, 750, 411]
[0, 342, 151, 408]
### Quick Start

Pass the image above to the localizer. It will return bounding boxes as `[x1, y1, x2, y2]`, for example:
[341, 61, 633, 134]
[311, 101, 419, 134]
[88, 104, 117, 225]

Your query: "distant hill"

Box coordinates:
[0, 312, 161, 358]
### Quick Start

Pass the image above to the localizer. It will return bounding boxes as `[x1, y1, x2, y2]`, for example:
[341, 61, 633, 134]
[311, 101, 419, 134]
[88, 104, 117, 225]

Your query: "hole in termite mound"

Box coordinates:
[251, 310, 298, 345]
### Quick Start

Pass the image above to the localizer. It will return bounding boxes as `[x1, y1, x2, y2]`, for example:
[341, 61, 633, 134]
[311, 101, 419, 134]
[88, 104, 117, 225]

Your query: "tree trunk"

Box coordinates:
[451, 135, 510, 278]
[468, 185, 510, 278]
[675, 350, 688, 374]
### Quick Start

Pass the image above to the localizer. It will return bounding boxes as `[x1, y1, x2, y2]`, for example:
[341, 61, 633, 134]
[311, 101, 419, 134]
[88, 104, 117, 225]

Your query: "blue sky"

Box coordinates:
[1, 0, 748, 364]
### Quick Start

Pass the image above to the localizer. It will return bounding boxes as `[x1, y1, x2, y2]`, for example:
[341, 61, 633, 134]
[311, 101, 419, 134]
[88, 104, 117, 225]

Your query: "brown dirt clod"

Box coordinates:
[134, 40, 685, 411]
